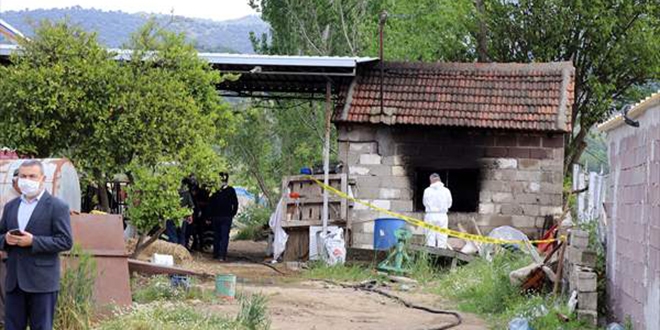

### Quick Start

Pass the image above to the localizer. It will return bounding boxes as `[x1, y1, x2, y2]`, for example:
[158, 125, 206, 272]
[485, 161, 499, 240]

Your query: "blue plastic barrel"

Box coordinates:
[373, 218, 407, 250]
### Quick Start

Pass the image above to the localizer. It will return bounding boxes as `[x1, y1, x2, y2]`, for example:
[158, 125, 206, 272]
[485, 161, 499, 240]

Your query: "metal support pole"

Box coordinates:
[378, 11, 388, 116]
[322, 80, 332, 239]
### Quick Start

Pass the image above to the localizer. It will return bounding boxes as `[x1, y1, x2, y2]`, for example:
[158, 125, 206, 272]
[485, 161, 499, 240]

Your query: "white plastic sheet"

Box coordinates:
[269, 197, 288, 261]
[481, 225, 531, 261]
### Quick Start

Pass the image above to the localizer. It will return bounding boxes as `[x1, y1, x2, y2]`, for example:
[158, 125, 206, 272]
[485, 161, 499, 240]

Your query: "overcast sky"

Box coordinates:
[0, 0, 258, 21]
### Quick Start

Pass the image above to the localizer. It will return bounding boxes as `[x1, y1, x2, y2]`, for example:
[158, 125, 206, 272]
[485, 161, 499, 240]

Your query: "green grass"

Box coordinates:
[303, 261, 383, 283]
[302, 250, 443, 284]
[235, 293, 271, 330]
[132, 275, 217, 304]
[408, 251, 443, 284]
[234, 205, 271, 241]
[97, 303, 236, 330]
[302, 249, 598, 330]
[98, 293, 271, 330]
[435, 250, 595, 329]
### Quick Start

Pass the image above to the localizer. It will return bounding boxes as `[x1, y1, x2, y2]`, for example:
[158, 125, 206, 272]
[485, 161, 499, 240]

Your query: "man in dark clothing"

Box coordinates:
[206, 172, 238, 261]
[0, 169, 21, 327]
[1, 160, 73, 330]
[190, 185, 210, 252]
[165, 177, 196, 247]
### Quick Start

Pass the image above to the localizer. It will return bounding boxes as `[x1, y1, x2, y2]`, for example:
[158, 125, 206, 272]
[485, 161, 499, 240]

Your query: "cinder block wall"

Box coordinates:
[337, 124, 565, 248]
[604, 106, 660, 330]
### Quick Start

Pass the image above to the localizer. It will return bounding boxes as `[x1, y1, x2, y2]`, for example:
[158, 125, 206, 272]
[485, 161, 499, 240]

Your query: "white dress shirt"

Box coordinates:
[17, 190, 45, 231]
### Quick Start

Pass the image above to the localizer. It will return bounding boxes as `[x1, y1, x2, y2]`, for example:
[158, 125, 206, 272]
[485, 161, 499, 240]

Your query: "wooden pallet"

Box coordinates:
[280, 174, 348, 228]
[280, 174, 349, 261]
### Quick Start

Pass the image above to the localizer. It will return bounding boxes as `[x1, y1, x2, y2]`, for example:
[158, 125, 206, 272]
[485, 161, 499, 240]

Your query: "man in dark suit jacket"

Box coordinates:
[0, 160, 73, 330]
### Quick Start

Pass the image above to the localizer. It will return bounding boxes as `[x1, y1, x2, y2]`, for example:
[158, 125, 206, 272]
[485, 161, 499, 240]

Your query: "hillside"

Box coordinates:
[0, 6, 269, 53]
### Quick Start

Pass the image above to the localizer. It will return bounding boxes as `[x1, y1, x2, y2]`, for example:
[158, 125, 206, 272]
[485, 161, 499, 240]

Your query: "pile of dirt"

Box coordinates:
[126, 238, 192, 265]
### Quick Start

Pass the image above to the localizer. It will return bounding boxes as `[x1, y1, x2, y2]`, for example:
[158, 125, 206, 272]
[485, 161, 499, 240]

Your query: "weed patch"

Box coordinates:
[98, 292, 270, 330]
[132, 275, 217, 303]
[235, 293, 271, 330]
[234, 205, 271, 241]
[435, 251, 596, 329]
[97, 303, 236, 330]
[303, 262, 383, 283]
[56, 245, 96, 330]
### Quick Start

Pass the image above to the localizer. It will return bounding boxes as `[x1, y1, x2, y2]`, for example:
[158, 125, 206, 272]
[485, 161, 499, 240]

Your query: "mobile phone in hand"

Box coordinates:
[8, 229, 25, 237]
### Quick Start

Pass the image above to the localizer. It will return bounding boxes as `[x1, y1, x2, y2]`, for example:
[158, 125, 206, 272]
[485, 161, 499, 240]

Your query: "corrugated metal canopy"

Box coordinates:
[0, 44, 377, 96]
[199, 52, 375, 67]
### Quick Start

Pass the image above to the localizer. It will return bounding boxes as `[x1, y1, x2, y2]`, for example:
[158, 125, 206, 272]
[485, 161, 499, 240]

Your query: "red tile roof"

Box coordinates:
[334, 61, 574, 132]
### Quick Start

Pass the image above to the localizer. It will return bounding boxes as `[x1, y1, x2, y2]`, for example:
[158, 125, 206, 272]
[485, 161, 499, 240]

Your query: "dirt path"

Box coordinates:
[181, 240, 488, 330]
[210, 281, 487, 330]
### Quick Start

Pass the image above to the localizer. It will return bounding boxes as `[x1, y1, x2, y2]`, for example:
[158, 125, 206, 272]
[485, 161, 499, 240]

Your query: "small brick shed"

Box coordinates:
[599, 91, 660, 329]
[333, 61, 575, 248]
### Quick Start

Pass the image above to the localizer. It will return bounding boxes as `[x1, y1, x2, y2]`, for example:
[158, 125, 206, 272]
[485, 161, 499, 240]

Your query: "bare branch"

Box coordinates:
[284, 0, 323, 55]
[337, 0, 356, 56]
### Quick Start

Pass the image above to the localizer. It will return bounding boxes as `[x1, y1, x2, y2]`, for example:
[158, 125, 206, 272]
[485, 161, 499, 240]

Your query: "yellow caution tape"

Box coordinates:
[308, 176, 562, 245]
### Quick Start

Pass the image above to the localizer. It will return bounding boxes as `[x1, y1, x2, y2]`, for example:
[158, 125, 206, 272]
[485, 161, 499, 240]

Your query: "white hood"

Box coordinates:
[423, 181, 453, 213]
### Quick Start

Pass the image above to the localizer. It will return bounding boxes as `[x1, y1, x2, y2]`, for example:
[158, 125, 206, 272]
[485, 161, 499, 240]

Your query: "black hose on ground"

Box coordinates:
[320, 279, 463, 330]
[229, 256, 462, 329]
[231, 254, 288, 275]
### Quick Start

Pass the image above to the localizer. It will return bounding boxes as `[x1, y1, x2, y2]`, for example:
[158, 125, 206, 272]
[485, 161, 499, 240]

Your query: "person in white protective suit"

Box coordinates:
[422, 173, 453, 249]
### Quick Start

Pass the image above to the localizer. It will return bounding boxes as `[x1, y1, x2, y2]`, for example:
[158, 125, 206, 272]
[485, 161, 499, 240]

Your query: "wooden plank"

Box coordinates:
[281, 219, 346, 228]
[128, 259, 212, 278]
[340, 173, 348, 227]
[284, 197, 343, 204]
[408, 244, 476, 263]
[346, 247, 388, 264]
[283, 229, 310, 261]
[286, 174, 344, 182]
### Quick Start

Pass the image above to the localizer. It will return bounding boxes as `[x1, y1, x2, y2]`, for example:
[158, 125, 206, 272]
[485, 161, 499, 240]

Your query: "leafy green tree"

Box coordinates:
[249, 0, 368, 56]
[0, 20, 233, 254]
[100, 22, 231, 255]
[360, 0, 476, 61]
[227, 101, 331, 206]
[0, 21, 119, 158]
[484, 0, 660, 172]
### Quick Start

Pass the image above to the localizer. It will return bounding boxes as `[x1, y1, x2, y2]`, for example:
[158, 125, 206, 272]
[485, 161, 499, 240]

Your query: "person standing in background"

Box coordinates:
[0, 169, 21, 327]
[422, 173, 453, 249]
[206, 172, 238, 261]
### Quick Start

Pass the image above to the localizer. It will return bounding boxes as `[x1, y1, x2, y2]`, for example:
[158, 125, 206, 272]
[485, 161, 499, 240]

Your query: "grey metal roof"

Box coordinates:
[0, 19, 27, 42]
[198, 52, 376, 68]
[0, 44, 377, 95]
[0, 44, 376, 68]
[0, 44, 16, 57]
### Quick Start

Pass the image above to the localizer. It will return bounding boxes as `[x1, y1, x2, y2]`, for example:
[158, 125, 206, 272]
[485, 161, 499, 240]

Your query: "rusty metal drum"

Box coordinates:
[0, 158, 81, 212]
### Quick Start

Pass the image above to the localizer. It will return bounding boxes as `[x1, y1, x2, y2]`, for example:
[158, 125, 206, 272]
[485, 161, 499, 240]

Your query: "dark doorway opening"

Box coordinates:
[414, 169, 480, 212]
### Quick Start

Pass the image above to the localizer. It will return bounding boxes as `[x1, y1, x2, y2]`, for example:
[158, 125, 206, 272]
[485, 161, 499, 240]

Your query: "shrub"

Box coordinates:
[132, 275, 216, 304]
[55, 244, 97, 330]
[435, 250, 596, 329]
[234, 204, 272, 241]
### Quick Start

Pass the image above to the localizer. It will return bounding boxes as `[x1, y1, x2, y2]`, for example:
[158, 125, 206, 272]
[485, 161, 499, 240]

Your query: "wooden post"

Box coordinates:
[553, 238, 567, 296]
[322, 81, 332, 239]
